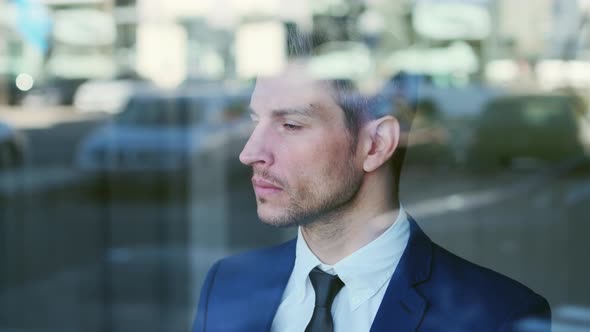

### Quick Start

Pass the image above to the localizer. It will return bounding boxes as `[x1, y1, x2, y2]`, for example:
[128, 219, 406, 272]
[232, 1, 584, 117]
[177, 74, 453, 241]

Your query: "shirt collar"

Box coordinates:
[289, 227, 323, 304]
[291, 206, 410, 311]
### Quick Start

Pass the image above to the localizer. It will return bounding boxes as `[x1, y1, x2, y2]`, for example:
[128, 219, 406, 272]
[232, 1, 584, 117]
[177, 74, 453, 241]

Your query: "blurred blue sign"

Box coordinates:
[15, 0, 52, 53]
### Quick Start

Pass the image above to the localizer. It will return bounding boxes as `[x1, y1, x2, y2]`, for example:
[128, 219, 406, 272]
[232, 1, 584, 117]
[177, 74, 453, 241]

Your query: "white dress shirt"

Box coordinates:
[270, 207, 410, 332]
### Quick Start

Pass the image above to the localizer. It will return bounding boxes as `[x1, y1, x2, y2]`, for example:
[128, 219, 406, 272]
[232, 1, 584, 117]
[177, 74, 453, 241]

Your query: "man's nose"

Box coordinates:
[239, 125, 273, 166]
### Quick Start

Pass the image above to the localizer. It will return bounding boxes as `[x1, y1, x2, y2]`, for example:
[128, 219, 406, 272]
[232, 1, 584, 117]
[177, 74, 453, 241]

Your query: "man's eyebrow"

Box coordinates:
[271, 107, 314, 118]
[248, 106, 315, 118]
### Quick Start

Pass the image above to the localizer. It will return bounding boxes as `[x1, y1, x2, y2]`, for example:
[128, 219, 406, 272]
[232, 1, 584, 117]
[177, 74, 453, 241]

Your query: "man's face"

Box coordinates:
[239, 66, 365, 227]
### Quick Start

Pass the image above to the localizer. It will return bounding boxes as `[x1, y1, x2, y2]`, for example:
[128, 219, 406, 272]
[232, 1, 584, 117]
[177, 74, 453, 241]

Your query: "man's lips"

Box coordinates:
[252, 178, 283, 196]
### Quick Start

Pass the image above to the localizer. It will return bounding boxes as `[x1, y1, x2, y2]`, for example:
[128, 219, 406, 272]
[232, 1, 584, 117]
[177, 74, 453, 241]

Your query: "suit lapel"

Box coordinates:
[237, 239, 296, 331]
[370, 216, 432, 332]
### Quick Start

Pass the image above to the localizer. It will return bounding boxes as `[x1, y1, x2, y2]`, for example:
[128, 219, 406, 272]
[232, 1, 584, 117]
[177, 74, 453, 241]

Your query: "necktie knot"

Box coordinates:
[308, 267, 344, 308]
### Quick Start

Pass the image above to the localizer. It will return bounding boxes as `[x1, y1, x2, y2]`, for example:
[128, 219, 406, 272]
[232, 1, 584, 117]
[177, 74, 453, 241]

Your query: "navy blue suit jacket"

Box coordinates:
[193, 217, 551, 331]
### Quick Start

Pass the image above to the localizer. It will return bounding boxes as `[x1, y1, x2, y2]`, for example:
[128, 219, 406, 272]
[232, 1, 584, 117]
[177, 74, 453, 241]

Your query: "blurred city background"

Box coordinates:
[1, 0, 590, 331]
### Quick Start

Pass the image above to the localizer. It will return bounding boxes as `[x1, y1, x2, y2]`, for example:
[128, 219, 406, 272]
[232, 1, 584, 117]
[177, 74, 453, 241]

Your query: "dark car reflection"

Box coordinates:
[0, 121, 27, 170]
[467, 93, 590, 169]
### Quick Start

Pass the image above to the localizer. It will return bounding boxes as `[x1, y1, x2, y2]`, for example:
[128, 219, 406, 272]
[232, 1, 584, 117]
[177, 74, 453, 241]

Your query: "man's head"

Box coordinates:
[239, 60, 408, 228]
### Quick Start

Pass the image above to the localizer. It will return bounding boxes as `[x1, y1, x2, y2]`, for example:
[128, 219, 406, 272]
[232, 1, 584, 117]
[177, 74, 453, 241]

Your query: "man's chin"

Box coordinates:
[258, 214, 297, 228]
[257, 207, 299, 228]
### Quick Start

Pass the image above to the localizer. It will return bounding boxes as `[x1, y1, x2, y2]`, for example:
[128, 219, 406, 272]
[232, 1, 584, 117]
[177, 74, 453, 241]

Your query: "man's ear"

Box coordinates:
[361, 116, 400, 172]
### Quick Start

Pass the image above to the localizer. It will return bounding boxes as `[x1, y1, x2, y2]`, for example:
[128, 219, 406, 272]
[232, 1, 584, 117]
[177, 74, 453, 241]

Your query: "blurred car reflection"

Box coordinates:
[76, 85, 252, 171]
[75, 85, 252, 195]
[0, 121, 27, 170]
[22, 78, 88, 106]
[467, 93, 590, 169]
[73, 72, 153, 114]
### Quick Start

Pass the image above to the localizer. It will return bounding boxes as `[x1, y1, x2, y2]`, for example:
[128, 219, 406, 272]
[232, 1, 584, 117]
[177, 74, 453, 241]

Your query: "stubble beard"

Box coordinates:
[256, 158, 364, 229]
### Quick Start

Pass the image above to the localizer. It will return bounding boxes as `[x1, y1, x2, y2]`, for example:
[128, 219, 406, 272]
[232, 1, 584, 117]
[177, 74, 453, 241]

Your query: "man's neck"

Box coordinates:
[300, 203, 400, 265]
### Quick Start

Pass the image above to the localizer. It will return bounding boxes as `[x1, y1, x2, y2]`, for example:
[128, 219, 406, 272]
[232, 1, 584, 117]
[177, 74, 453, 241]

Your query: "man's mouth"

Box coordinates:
[252, 177, 283, 197]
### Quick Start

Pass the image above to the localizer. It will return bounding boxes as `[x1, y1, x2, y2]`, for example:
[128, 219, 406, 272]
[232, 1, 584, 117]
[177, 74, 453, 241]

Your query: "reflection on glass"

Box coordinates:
[0, 0, 589, 331]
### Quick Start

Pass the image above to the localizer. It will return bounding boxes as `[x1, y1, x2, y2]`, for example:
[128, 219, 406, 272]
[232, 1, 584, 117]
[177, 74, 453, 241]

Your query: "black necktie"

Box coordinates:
[305, 267, 345, 332]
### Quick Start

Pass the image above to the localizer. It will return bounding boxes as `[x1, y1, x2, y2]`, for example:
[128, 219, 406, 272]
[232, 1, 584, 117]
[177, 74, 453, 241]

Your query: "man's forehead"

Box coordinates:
[250, 64, 336, 114]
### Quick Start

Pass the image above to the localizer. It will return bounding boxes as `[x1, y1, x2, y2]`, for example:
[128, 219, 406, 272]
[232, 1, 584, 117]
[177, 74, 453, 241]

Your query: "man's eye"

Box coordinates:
[283, 123, 302, 130]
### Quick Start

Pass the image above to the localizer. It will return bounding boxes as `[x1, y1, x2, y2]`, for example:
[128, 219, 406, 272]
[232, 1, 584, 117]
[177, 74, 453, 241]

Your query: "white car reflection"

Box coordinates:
[75, 86, 252, 173]
[74, 78, 152, 114]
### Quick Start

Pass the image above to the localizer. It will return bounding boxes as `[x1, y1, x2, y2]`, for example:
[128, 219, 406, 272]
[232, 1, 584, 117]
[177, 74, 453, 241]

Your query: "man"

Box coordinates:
[192, 60, 550, 331]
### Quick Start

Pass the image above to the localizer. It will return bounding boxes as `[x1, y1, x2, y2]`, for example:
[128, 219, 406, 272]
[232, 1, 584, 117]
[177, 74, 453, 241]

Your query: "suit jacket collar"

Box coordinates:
[370, 215, 432, 332]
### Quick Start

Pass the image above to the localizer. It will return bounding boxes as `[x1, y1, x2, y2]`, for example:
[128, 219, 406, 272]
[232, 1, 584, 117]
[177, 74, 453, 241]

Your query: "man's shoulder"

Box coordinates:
[407, 217, 545, 305]
[430, 242, 543, 300]
[194, 240, 298, 332]
[213, 239, 296, 276]
[422, 241, 550, 328]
